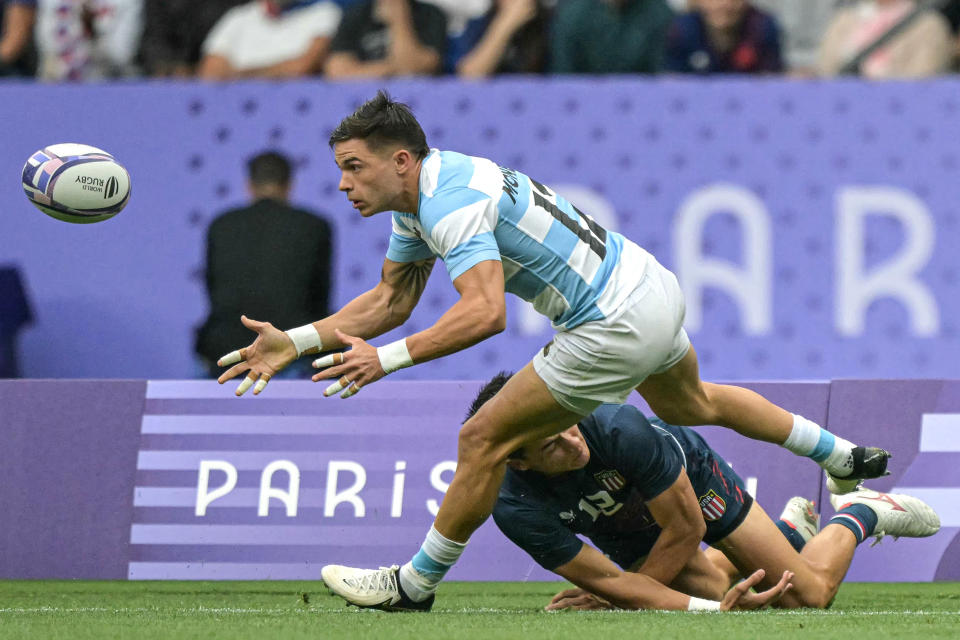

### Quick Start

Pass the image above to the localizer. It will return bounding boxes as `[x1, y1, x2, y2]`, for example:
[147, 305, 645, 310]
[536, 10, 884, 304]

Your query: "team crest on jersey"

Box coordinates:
[594, 470, 626, 492]
[699, 490, 727, 521]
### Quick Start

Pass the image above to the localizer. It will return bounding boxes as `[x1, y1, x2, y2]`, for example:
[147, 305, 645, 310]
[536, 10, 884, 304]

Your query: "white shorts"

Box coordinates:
[532, 259, 690, 415]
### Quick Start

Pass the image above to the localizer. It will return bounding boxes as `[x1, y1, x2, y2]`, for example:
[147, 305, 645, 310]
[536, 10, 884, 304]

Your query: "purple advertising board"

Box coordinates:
[2, 378, 957, 582]
[2, 79, 960, 383]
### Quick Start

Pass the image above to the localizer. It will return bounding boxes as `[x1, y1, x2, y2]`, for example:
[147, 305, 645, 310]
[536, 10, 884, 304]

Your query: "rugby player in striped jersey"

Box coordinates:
[216, 91, 894, 610]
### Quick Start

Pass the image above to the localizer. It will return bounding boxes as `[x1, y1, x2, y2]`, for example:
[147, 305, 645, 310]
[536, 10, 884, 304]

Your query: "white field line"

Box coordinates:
[0, 606, 958, 616]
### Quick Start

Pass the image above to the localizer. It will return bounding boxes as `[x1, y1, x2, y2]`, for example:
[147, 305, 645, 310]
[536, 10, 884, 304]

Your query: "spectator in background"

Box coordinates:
[416, 0, 489, 73]
[0, 266, 33, 378]
[196, 151, 333, 379]
[35, 0, 143, 81]
[455, 0, 551, 77]
[818, 0, 953, 78]
[550, 0, 674, 74]
[139, 0, 244, 77]
[0, 0, 36, 76]
[752, 0, 835, 74]
[198, 0, 341, 80]
[664, 0, 783, 74]
[324, 0, 446, 78]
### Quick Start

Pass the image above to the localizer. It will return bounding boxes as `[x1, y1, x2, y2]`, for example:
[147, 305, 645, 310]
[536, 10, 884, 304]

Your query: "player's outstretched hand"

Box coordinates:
[216, 315, 297, 396]
[720, 569, 794, 611]
[545, 587, 615, 611]
[310, 328, 386, 399]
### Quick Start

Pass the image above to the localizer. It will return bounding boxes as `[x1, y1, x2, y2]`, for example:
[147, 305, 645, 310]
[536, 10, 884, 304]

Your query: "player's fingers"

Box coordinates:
[740, 568, 766, 591]
[217, 348, 246, 367]
[240, 315, 265, 330]
[340, 381, 361, 399]
[235, 372, 257, 396]
[549, 589, 579, 604]
[218, 361, 251, 384]
[324, 376, 351, 397]
[313, 352, 346, 369]
[775, 571, 794, 594]
[252, 373, 272, 396]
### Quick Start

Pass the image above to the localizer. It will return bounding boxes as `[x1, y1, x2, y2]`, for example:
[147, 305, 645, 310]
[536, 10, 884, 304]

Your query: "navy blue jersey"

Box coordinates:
[493, 404, 752, 571]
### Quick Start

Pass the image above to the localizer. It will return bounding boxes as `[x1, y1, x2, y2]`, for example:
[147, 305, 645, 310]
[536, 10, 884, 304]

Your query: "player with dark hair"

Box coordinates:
[216, 90, 893, 611]
[472, 374, 940, 611]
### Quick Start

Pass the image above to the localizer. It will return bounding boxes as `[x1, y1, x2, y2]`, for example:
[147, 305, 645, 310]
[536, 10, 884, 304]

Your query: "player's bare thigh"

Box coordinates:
[460, 362, 586, 463]
[634, 345, 716, 426]
[711, 501, 830, 609]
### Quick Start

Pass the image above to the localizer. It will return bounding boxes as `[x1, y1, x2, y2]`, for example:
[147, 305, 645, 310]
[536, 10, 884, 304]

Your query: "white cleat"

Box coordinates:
[825, 473, 861, 495]
[320, 564, 434, 612]
[830, 489, 940, 544]
[779, 496, 820, 544]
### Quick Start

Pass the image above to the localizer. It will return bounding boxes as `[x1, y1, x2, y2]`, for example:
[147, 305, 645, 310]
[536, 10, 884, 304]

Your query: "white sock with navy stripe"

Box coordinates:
[782, 414, 855, 477]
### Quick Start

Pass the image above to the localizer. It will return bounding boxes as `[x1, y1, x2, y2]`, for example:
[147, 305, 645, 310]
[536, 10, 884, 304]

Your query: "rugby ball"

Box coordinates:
[21, 143, 131, 223]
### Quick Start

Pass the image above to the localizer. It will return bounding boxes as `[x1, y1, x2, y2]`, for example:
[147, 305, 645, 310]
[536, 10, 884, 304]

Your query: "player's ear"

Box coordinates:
[393, 148, 413, 174]
[507, 459, 529, 471]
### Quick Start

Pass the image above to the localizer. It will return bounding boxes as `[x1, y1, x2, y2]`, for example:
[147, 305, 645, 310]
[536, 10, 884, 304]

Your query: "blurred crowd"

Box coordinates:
[1, 0, 959, 81]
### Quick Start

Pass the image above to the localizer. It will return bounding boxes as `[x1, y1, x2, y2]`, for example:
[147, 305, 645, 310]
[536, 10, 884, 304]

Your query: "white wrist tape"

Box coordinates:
[687, 597, 721, 611]
[377, 338, 414, 374]
[284, 324, 323, 357]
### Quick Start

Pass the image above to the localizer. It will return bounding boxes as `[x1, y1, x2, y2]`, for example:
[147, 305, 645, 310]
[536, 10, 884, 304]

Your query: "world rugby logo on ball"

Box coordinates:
[21, 143, 131, 224]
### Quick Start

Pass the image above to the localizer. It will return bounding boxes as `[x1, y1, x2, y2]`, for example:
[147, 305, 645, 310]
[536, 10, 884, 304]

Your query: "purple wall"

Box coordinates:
[2, 79, 960, 381]
[0, 380, 145, 578]
[1, 378, 957, 582]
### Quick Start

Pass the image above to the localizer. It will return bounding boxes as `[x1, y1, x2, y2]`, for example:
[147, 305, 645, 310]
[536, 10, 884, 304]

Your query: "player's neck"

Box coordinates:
[395, 158, 424, 215]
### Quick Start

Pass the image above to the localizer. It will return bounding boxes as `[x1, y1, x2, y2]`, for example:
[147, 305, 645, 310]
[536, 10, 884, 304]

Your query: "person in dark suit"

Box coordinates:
[196, 151, 334, 377]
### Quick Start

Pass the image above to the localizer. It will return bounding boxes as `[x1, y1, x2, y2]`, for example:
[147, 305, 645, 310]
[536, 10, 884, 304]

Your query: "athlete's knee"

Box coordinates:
[778, 576, 834, 609]
[647, 390, 719, 426]
[457, 414, 511, 467]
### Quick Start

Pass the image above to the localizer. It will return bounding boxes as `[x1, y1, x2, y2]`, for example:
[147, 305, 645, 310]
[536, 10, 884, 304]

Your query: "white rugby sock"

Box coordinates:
[782, 414, 855, 476]
[399, 525, 467, 602]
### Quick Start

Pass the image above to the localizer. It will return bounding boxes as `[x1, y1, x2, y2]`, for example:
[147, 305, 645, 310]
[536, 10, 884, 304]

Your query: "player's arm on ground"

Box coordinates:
[634, 471, 706, 586]
[552, 544, 792, 611]
[552, 544, 691, 610]
[601, 405, 705, 585]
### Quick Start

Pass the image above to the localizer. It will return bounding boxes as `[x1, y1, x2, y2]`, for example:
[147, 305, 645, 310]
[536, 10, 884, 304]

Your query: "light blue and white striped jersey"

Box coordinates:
[386, 150, 652, 330]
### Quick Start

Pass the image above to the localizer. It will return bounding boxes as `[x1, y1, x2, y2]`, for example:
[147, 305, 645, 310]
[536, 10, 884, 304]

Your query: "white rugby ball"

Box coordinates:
[21, 143, 131, 224]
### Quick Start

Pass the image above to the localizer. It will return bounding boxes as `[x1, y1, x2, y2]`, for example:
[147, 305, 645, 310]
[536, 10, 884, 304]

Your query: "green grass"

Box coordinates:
[1, 581, 959, 640]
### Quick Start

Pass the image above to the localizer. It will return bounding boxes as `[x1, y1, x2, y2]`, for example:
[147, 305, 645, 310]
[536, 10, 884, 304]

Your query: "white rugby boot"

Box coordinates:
[779, 497, 820, 544]
[321, 564, 434, 612]
[830, 488, 940, 544]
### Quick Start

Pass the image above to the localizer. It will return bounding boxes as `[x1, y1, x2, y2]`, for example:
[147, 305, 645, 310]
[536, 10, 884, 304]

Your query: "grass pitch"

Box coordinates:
[1, 581, 959, 640]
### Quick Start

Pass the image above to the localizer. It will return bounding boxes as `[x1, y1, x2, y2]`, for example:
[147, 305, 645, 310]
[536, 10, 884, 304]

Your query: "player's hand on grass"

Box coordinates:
[216, 315, 297, 396]
[311, 328, 386, 399]
[720, 569, 794, 611]
[545, 587, 615, 611]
